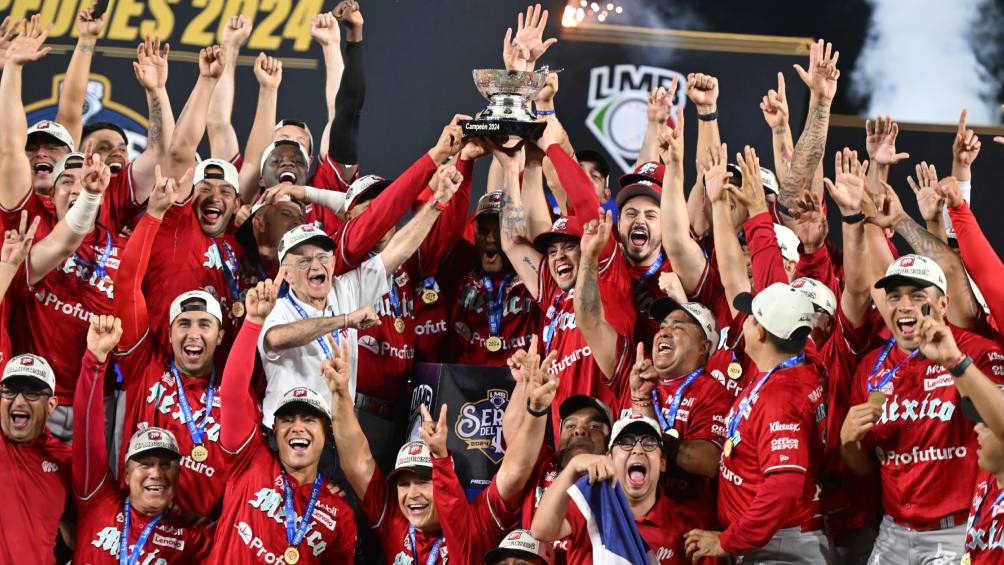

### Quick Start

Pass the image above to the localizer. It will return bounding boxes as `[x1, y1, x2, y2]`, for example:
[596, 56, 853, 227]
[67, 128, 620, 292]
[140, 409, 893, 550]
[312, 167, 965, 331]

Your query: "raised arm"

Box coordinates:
[659, 107, 708, 294]
[28, 146, 110, 285]
[323, 339, 376, 499]
[730, 147, 788, 290]
[523, 143, 556, 239]
[237, 54, 283, 204]
[573, 211, 620, 379]
[823, 149, 871, 326]
[760, 72, 794, 183]
[707, 144, 751, 317]
[501, 345, 532, 446]
[0, 212, 39, 302]
[162, 45, 224, 200]
[377, 164, 461, 272]
[73, 315, 123, 498]
[0, 16, 50, 208]
[326, 0, 366, 181]
[131, 35, 174, 203]
[499, 148, 542, 299]
[417, 155, 479, 274]
[908, 162, 948, 243]
[55, 7, 104, 147]
[777, 39, 839, 215]
[206, 16, 251, 161]
[634, 81, 676, 168]
[310, 11, 343, 158]
[537, 119, 602, 228]
[687, 73, 721, 179]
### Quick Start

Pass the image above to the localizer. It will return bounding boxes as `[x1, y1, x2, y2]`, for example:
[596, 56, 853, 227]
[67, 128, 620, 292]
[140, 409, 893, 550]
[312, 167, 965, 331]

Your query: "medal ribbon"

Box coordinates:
[74, 226, 113, 280]
[286, 292, 341, 354]
[483, 275, 511, 337]
[633, 253, 664, 295]
[866, 338, 919, 393]
[968, 484, 1004, 531]
[726, 353, 805, 441]
[283, 472, 323, 551]
[119, 499, 164, 565]
[388, 275, 404, 318]
[409, 525, 444, 565]
[422, 277, 438, 293]
[542, 291, 566, 352]
[652, 367, 705, 432]
[170, 362, 215, 446]
[211, 237, 241, 302]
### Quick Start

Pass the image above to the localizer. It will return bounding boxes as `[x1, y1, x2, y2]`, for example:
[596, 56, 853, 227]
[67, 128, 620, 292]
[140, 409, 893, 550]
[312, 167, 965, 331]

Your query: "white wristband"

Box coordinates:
[959, 180, 972, 203]
[64, 189, 102, 235]
[304, 186, 346, 213]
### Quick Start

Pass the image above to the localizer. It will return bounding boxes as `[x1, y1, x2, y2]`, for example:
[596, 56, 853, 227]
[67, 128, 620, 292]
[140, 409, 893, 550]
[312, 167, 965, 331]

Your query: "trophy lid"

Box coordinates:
[471, 68, 550, 99]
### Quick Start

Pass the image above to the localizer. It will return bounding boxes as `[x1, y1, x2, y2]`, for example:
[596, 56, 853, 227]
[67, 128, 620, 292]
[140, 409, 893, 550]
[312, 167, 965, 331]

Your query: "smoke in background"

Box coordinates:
[851, 0, 1003, 125]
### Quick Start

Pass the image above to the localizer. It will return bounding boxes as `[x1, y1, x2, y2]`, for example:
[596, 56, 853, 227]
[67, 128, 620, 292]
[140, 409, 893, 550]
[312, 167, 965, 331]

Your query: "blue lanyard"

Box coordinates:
[388, 276, 403, 318]
[483, 275, 511, 336]
[119, 499, 163, 565]
[211, 237, 240, 300]
[409, 525, 444, 565]
[422, 277, 437, 291]
[74, 226, 113, 279]
[170, 362, 215, 446]
[286, 292, 340, 354]
[969, 484, 1004, 531]
[633, 253, 664, 295]
[283, 472, 323, 550]
[652, 367, 704, 432]
[867, 338, 919, 393]
[726, 353, 805, 440]
[542, 292, 566, 352]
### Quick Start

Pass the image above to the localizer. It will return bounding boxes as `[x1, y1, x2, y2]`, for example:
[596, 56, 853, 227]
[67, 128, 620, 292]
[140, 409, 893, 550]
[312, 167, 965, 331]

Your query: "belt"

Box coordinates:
[892, 510, 969, 532]
[354, 393, 396, 419]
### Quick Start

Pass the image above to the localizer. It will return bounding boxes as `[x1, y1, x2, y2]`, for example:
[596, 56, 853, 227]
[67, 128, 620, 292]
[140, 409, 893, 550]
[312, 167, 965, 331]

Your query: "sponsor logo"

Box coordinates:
[293, 388, 308, 398]
[926, 364, 946, 376]
[180, 455, 216, 478]
[876, 445, 968, 466]
[409, 384, 434, 415]
[549, 345, 593, 374]
[152, 533, 184, 551]
[313, 509, 336, 531]
[878, 395, 955, 424]
[20, 358, 34, 366]
[719, 459, 743, 486]
[41, 460, 58, 473]
[656, 547, 675, 560]
[990, 352, 1004, 362]
[585, 65, 686, 172]
[247, 490, 329, 557]
[234, 521, 283, 563]
[148, 431, 162, 440]
[769, 421, 800, 433]
[455, 389, 508, 464]
[924, 373, 954, 391]
[359, 335, 380, 355]
[414, 320, 447, 336]
[771, 438, 799, 451]
[33, 288, 98, 323]
[900, 257, 915, 267]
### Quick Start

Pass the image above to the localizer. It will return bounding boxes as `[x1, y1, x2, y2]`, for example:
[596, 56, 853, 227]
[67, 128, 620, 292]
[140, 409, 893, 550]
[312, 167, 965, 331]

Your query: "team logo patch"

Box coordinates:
[900, 257, 915, 267]
[148, 431, 162, 440]
[293, 388, 308, 397]
[20, 358, 34, 366]
[454, 389, 509, 464]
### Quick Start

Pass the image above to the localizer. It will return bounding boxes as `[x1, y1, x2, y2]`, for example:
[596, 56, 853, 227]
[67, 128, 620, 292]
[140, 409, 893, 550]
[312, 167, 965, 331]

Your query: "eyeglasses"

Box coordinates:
[0, 386, 50, 401]
[612, 435, 661, 452]
[288, 251, 333, 270]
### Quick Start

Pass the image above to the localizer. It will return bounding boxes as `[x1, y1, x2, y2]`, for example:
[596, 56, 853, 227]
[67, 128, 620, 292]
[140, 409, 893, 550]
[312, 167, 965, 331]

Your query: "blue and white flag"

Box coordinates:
[566, 475, 655, 565]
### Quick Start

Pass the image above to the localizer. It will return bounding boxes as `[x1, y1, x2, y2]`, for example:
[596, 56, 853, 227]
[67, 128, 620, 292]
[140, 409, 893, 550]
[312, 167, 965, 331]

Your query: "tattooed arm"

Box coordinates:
[573, 213, 620, 379]
[498, 150, 542, 299]
[132, 37, 175, 204]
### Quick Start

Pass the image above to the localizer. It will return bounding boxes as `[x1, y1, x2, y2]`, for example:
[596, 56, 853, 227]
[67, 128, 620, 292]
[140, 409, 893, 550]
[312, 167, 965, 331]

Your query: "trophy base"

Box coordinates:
[460, 119, 546, 140]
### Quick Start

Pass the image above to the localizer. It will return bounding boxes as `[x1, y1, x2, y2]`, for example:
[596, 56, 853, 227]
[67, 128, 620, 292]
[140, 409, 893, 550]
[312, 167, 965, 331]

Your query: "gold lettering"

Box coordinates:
[247, 0, 289, 51]
[107, 0, 144, 42]
[283, 0, 320, 51]
[42, 0, 82, 38]
[141, 0, 177, 39]
[10, 0, 44, 21]
[180, 0, 223, 46]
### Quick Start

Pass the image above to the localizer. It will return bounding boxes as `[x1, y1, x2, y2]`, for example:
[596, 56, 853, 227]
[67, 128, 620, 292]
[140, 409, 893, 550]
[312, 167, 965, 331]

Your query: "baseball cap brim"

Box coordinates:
[273, 398, 331, 421]
[285, 233, 336, 258]
[387, 465, 433, 485]
[610, 420, 663, 449]
[128, 446, 182, 462]
[1, 374, 53, 393]
[532, 232, 579, 253]
[733, 292, 755, 315]
[347, 179, 392, 211]
[615, 182, 661, 209]
[873, 274, 938, 292]
[649, 296, 686, 323]
[558, 395, 612, 429]
[576, 149, 609, 178]
[484, 548, 543, 564]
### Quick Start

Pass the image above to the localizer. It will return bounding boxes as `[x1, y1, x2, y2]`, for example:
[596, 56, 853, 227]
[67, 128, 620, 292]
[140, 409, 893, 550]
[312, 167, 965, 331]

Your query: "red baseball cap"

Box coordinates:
[618, 161, 665, 188]
[532, 216, 583, 252]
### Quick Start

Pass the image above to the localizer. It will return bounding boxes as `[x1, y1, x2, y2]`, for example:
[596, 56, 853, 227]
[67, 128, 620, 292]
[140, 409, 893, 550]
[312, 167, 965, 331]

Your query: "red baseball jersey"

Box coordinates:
[2, 192, 123, 398]
[115, 336, 230, 518]
[99, 162, 149, 238]
[850, 327, 1004, 526]
[565, 492, 713, 564]
[0, 431, 72, 564]
[965, 472, 1004, 563]
[206, 432, 356, 564]
[717, 363, 827, 532]
[412, 276, 450, 362]
[628, 256, 675, 347]
[73, 480, 213, 564]
[361, 456, 520, 564]
[445, 269, 539, 366]
[522, 447, 570, 565]
[355, 260, 419, 400]
[704, 314, 758, 400]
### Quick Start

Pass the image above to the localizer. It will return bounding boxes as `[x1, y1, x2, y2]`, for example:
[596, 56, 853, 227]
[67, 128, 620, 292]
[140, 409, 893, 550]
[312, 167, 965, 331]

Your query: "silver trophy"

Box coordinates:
[460, 67, 553, 140]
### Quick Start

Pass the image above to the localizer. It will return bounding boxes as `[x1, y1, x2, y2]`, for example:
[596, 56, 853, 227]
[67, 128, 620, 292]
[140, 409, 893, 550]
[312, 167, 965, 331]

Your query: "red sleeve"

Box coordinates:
[359, 465, 394, 535]
[756, 382, 816, 475]
[321, 502, 358, 563]
[680, 379, 731, 447]
[433, 455, 518, 561]
[99, 163, 147, 236]
[72, 350, 112, 498]
[718, 471, 804, 553]
[970, 339, 1004, 384]
[544, 145, 615, 257]
[418, 157, 473, 273]
[949, 203, 1004, 330]
[743, 211, 788, 291]
[113, 213, 162, 352]
[336, 153, 438, 271]
[220, 320, 263, 453]
[796, 245, 841, 302]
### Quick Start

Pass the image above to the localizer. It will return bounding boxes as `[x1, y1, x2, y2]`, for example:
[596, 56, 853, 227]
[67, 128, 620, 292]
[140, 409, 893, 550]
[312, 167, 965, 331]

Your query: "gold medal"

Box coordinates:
[667, 428, 680, 439]
[867, 390, 886, 407]
[961, 553, 971, 565]
[727, 362, 743, 380]
[284, 546, 300, 564]
[422, 289, 439, 304]
[191, 445, 208, 462]
[102, 275, 113, 286]
[486, 336, 503, 352]
[723, 438, 733, 457]
[231, 301, 245, 318]
[394, 317, 406, 334]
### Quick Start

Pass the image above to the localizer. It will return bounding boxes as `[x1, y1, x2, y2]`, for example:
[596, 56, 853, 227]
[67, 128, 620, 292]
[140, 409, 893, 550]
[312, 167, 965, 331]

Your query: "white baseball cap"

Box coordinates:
[773, 223, 800, 263]
[608, 413, 663, 450]
[277, 224, 336, 263]
[760, 167, 780, 195]
[649, 297, 719, 345]
[194, 158, 240, 193]
[344, 174, 392, 213]
[27, 120, 75, 151]
[274, 120, 315, 155]
[259, 139, 311, 178]
[388, 440, 433, 482]
[484, 530, 554, 565]
[791, 277, 836, 316]
[273, 386, 331, 419]
[169, 290, 223, 325]
[2, 354, 56, 394]
[733, 282, 815, 340]
[51, 152, 85, 182]
[125, 427, 181, 461]
[874, 254, 948, 296]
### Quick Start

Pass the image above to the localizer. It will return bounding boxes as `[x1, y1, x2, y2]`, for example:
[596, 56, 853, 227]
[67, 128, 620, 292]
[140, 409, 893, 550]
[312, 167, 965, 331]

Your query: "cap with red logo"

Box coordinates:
[277, 224, 336, 263]
[388, 440, 433, 483]
[484, 529, 554, 565]
[618, 161, 665, 188]
[474, 190, 505, 220]
[609, 413, 663, 450]
[125, 427, 181, 461]
[27, 120, 75, 151]
[649, 298, 719, 345]
[273, 386, 331, 419]
[344, 174, 393, 213]
[791, 277, 836, 316]
[874, 254, 948, 295]
[2, 354, 56, 393]
[532, 216, 583, 253]
[616, 162, 665, 210]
